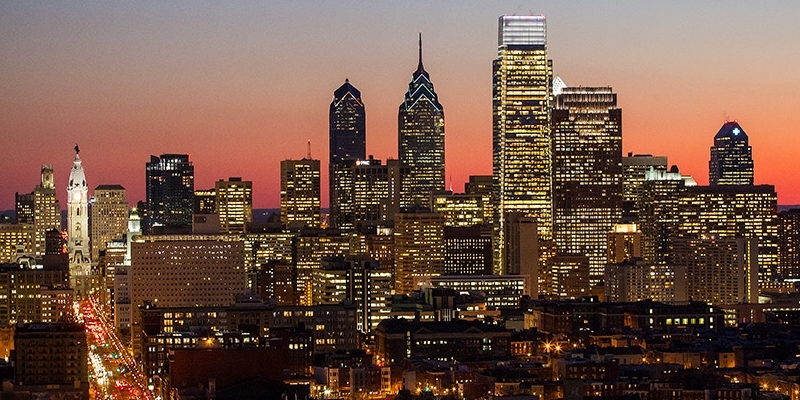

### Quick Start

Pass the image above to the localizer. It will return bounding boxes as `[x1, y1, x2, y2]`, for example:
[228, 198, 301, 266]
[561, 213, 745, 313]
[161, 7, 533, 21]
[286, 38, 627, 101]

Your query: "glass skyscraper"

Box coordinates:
[398, 34, 445, 209]
[492, 15, 553, 274]
[329, 79, 366, 230]
[145, 154, 194, 233]
[709, 120, 754, 186]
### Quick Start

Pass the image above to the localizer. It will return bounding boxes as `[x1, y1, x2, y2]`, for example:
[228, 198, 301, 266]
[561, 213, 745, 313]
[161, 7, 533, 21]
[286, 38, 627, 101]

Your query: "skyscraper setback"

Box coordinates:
[329, 79, 366, 231]
[492, 15, 553, 274]
[398, 34, 445, 208]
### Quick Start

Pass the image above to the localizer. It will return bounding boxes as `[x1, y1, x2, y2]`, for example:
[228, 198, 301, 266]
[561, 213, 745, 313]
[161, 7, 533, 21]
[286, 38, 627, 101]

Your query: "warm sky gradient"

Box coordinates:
[2, 1, 799, 210]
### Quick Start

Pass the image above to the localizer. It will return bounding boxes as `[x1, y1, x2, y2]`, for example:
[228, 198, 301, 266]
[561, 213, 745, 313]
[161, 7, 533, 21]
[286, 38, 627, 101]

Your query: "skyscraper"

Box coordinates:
[622, 153, 668, 222]
[709, 120, 754, 186]
[492, 15, 553, 275]
[778, 209, 800, 279]
[17, 165, 62, 257]
[329, 79, 366, 231]
[90, 184, 127, 260]
[216, 177, 253, 234]
[393, 210, 444, 294]
[398, 34, 445, 208]
[552, 87, 623, 284]
[280, 158, 321, 229]
[677, 185, 778, 288]
[145, 154, 194, 233]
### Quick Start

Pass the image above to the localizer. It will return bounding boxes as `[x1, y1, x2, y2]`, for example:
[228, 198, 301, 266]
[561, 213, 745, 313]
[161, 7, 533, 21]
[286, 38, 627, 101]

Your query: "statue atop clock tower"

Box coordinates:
[67, 144, 90, 264]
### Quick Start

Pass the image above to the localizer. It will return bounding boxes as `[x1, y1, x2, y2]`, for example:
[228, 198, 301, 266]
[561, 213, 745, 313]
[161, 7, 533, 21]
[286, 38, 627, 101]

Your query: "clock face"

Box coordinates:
[73, 192, 81, 201]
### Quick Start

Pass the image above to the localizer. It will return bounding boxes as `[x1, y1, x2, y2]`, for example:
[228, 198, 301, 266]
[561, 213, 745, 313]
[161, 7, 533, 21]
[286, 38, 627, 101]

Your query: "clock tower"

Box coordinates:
[67, 144, 90, 264]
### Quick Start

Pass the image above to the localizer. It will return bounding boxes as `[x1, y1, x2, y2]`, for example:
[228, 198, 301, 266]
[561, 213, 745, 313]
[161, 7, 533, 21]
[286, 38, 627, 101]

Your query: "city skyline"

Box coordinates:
[2, 2, 799, 210]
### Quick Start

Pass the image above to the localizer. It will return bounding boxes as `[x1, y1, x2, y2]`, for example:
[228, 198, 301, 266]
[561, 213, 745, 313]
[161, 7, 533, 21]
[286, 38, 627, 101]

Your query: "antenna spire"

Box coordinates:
[417, 31, 424, 72]
[307, 139, 312, 159]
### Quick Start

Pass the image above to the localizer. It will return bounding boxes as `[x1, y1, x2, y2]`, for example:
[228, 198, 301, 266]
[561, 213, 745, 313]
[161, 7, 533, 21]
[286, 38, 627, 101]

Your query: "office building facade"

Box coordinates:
[91, 184, 127, 259]
[330, 79, 366, 231]
[280, 158, 321, 229]
[552, 87, 623, 284]
[622, 153, 668, 222]
[145, 154, 195, 232]
[393, 211, 445, 294]
[216, 177, 253, 233]
[492, 15, 553, 274]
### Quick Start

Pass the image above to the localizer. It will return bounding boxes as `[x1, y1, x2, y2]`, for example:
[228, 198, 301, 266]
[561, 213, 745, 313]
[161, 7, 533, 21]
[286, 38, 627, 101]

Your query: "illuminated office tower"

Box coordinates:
[280, 158, 321, 229]
[674, 236, 758, 305]
[398, 34, 445, 208]
[67, 145, 90, 267]
[129, 235, 247, 349]
[15, 192, 34, 224]
[778, 209, 800, 279]
[332, 158, 408, 233]
[16, 165, 61, 256]
[0, 266, 70, 325]
[241, 232, 295, 271]
[443, 225, 492, 276]
[312, 257, 392, 333]
[393, 211, 444, 294]
[294, 232, 350, 306]
[622, 153, 668, 222]
[329, 79, 366, 230]
[465, 175, 494, 227]
[352, 157, 392, 231]
[604, 260, 678, 303]
[216, 177, 252, 233]
[637, 167, 695, 265]
[492, 15, 553, 274]
[145, 154, 194, 233]
[430, 191, 485, 227]
[194, 188, 216, 214]
[709, 120, 754, 186]
[552, 87, 622, 284]
[35, 166, 61, 257]
[0, 223, 34, 263]
[547, 255, 590, 299]
[677, 185, 778, 288]
[91, 185, 127, 259]
[607, 223, 642, 265]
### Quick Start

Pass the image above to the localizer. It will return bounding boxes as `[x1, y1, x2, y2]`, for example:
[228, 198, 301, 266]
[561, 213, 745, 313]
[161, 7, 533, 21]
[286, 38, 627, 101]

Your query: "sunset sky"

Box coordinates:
[2, 1, 799, 210]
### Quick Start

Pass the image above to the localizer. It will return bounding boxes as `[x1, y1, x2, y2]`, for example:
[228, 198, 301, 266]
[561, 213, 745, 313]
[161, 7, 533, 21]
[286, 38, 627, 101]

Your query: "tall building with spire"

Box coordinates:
[67, 145, 91, 280]
[398, 33, 445, 209]
[709, 120, 754, 186]
[552, 87, 623, 285]
[329, 79, 366, 231]
[492, 15, 553, 274]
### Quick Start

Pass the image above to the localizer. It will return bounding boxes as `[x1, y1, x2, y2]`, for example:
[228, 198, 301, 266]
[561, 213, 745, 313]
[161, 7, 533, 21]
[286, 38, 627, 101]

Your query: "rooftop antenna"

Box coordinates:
[417, 31, 424, 72]
[307, 139, 312, 159]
